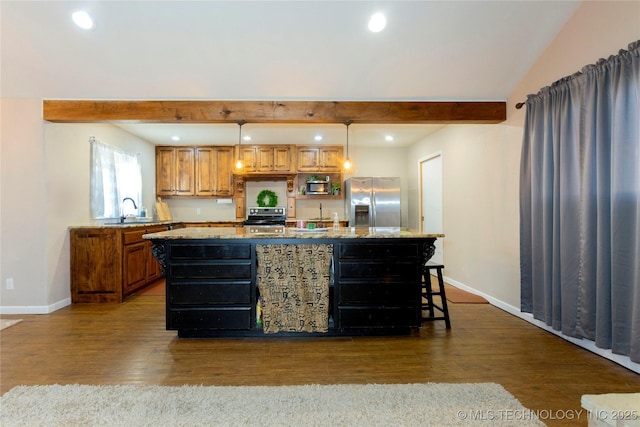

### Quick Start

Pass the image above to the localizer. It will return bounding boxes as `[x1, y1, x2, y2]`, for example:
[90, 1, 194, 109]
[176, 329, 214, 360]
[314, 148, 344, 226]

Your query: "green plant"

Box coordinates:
[331, 182, 341, 193]
[256, 189, 278, 207]
[306, 175, 322, 182]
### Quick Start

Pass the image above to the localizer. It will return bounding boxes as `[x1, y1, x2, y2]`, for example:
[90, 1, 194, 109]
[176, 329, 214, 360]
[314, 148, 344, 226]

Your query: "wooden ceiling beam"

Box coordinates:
[43, 100, 505, 124]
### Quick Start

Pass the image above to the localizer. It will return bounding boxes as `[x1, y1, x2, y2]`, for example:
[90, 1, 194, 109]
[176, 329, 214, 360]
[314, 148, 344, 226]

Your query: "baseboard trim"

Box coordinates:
[0, 297, 71, 315]
[443, 275, 640, 375]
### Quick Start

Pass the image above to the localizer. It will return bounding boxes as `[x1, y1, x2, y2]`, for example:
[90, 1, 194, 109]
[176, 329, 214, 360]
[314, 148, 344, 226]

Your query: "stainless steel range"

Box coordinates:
[243, 207, 286, 234]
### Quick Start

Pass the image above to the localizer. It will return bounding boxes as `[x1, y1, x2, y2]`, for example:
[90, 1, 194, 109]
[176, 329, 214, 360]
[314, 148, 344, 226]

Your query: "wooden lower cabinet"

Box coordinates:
[70, 229, 122, 303]
[146, 240, 163, 282]
[70, 224, 169, 303]
[123, 242, 146, 294]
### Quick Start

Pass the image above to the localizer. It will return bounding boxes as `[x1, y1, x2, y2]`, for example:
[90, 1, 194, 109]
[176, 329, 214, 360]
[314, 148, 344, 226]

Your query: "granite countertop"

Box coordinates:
[70, 219, 341, 230]
[69, 220, 177, 229]
[143, 226, 444, 240]
[69, 219, 244, 229]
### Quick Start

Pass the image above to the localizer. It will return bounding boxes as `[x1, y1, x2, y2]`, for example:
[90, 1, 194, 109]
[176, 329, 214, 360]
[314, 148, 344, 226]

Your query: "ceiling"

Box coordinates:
[115, 122, 446, 147]
[1, 0, 581, 147]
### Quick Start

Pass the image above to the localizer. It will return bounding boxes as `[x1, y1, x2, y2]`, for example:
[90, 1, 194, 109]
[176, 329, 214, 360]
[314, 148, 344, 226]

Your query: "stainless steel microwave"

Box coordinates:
[306, 180, 330, 195]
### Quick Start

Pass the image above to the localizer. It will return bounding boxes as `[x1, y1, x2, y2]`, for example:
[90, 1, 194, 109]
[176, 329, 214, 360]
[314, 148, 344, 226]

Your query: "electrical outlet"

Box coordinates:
[6, 278, 14, 290]
[196, 208, 201, 216]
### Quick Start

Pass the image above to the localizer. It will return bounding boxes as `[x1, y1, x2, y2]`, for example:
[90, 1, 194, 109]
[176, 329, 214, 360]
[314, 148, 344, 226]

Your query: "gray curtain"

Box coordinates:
[520, 40, 640, 363]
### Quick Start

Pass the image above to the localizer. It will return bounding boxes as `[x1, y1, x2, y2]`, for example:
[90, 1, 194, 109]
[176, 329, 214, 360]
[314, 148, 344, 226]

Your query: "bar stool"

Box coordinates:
[422, 262, 451, 329]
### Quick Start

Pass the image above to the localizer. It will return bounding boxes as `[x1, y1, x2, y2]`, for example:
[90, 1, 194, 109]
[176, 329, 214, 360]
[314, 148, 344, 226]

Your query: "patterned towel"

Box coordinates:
[256, 244, 333, 333]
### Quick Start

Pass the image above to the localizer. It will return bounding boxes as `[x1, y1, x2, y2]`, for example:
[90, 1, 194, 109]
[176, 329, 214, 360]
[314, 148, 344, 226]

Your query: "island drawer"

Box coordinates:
[338, 307, 418, 328]
[169, 281, 252, 305]
[169, 262, 252, 279]
[169, 244, 251, 260]
[338, 282, 416, 305]
[168, 307, 251, 330]
[338, 261, 417, 279]
[339, 243, 419, 259]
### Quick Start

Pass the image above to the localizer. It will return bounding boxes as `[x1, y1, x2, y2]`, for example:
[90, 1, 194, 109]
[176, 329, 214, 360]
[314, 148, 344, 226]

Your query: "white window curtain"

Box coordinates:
[90, 139, 142, 219]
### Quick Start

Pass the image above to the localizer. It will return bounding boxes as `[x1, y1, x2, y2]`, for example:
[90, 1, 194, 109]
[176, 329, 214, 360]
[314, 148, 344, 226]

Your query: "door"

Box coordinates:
[420, 153, 443, 264]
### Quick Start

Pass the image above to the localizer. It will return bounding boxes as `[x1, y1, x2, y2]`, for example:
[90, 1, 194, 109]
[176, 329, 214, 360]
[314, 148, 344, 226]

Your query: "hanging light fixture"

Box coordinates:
[343, 120, 353, 171]
[235, 120, 246, 170]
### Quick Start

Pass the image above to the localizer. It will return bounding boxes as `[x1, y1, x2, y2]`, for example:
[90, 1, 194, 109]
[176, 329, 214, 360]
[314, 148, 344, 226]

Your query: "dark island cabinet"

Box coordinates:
[154, 237, 434, 337]
[165, 243, 254, 333]
[335, 242, 422, 330]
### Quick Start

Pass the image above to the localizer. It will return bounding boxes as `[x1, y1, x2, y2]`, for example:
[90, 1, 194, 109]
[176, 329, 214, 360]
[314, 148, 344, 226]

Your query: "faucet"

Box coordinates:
[319, 202, 323, 228]
[121, 197, 138, 223]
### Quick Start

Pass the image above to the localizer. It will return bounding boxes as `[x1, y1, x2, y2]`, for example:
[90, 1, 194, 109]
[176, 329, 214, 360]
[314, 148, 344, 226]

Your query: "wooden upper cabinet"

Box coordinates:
[237, 146, 257, 172]
[195, 146, 234, 196]
[175, 147, 195, 195]
[195, 147, 214, 195]
[297, 147, 319, 171]
[214, 147, 234, 195]
[156, 146, 195, 196]
[158, 146, 233, 198]
[156, 147, 175, 195]
[236, 145, 294, 173]
[273, 146, 294, 172]
[297, 146, 343, 172]
[257, 146, 275, 172]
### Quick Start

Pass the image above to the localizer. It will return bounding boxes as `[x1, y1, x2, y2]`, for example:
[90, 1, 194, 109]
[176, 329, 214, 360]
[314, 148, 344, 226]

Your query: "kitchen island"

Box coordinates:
[144, 227, 443, 337]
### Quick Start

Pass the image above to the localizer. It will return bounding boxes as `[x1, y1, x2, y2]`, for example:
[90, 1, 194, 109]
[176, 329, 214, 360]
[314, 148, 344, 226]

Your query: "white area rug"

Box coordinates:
[0, 319, 21, 331]
[0, 383, 544, 426]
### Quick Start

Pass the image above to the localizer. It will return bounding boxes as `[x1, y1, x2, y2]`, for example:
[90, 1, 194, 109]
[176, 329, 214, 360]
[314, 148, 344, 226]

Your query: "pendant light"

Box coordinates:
[235, 120, 246, 170]
[343, 120, 353, 171]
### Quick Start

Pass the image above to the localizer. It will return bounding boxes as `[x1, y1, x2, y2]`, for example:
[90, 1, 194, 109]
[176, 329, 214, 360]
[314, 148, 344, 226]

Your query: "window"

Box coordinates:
[90, 138, 142, 219]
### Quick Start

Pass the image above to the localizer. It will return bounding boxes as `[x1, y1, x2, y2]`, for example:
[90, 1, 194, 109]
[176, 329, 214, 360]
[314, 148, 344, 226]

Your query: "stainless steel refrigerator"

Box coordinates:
[344, 177, 401, 227]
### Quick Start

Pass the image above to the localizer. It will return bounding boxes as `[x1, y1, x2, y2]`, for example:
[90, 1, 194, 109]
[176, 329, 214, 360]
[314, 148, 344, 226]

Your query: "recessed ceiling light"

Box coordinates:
[171, 135, 180, 141]
[385, 135, 394, 142]
[72, 11, 94, 30]
[368, 13, 386, 33]
[243, 136, 252, 141]
[314, 135, 323, 142]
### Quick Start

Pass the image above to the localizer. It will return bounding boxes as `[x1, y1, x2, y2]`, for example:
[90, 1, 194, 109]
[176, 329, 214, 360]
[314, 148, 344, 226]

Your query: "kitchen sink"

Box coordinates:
[103, 219, 159, 225]
[291, 227, 330, 233]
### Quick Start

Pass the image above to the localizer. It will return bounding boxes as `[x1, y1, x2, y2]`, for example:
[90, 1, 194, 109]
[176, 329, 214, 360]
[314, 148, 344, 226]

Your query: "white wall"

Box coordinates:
[506, 0, 640, 120]
[1, 99, 48, 309]
[345, 145, 410, 227]
[42, 123, 157, 308]
[0, 113, 158, 313]
[407, 125, 521, 306]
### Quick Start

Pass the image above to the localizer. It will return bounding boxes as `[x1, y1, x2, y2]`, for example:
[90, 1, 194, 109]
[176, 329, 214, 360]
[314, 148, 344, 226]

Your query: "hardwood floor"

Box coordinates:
[1, 295, 638, 426]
